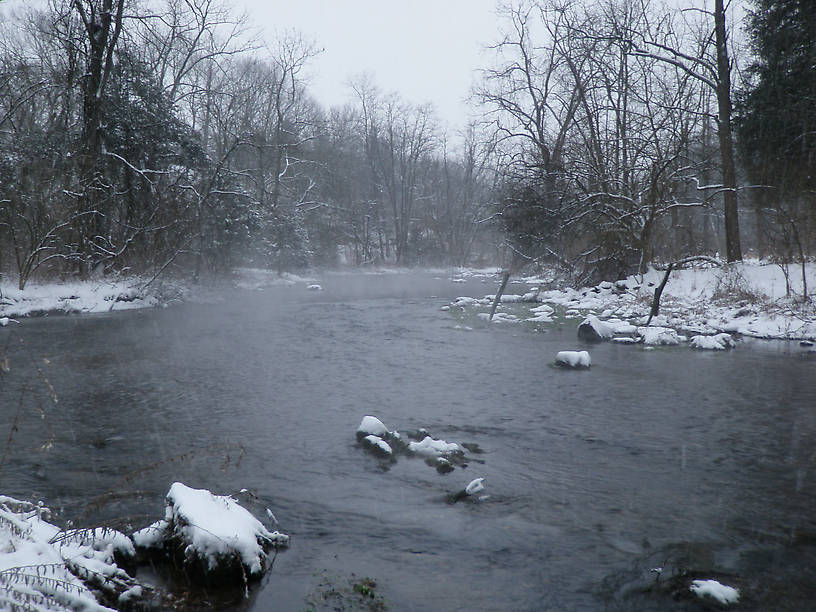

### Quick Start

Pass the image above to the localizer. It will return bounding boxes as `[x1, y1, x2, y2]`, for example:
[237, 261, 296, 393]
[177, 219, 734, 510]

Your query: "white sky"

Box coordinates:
[238, 0, 500, 131]
[0, 0, 501, 130]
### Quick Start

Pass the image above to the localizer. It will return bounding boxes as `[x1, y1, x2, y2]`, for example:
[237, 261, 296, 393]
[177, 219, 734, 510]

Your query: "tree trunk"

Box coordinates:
[714, 0, 742, 262]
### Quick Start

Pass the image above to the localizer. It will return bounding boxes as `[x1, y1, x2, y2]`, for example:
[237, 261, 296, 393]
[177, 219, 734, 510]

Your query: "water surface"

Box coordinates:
[1, 272, 814, 610]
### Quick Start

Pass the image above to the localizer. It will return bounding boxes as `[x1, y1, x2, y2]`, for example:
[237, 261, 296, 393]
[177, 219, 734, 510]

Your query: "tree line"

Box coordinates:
[0, 0, 813, 290]
[485, 0, 813, 288]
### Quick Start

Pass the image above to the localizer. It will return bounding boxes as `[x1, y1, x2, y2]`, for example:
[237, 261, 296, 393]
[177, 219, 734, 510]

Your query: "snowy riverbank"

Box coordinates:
[453, 259, 816, 341]
[1, 260, 814, 341]
[0, 485, 287, 611]
[0, 269, 314, 320]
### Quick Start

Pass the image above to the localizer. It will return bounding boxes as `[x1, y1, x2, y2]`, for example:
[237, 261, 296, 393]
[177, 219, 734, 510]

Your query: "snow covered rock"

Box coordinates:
[361, 435, 393, 458]
[689, 333, 736, 350]
[477, 312, 519, 323]
[133, 482, 288, 583]
[577, 315, 614, 342]
[555, 351, 591, 369]
[465, 478, 486, 496]
[408, 436, 461, 457]
[449, 477, 487, 503]
[637, 326, 686, 346]
[356, 415, 390, 441]
[689, 579, 740, 605]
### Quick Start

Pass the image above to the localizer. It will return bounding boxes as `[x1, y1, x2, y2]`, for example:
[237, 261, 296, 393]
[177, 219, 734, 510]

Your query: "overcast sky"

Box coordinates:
[0, 0, 501, 130]
[238, 0, 500, 131]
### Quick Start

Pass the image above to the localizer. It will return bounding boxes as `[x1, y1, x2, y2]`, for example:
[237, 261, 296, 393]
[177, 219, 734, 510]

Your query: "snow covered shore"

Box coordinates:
[0, 268, 327, 320]
[0, 277, 170, 319]
[453, 260, 816, 341]
[0, 484, 287, 610]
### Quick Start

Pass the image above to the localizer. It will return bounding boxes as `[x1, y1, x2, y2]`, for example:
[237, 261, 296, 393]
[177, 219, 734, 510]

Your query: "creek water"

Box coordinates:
[1, 272, 814, 611]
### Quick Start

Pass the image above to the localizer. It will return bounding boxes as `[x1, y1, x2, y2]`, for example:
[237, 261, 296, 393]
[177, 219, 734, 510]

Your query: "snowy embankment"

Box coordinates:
[0, 277, 165, 319]
[0, 268, 316, 319]
[0, 484, 287, 610]
[450, 260, 816, 342]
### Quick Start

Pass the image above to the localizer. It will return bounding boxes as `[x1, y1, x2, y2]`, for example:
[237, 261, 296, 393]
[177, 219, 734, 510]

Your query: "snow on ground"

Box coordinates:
[0, 496, 130, 611]
[450, 260, 816, 341]
[690, 579, 740, 605]
[0, 277, 162, 318]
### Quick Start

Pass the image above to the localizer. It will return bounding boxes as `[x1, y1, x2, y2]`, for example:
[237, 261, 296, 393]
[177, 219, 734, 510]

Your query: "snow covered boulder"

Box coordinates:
[356, 415, 390, 441]
[408, 436, 461, 457]
[555, 351, 591, 369]
[133, 483, 288, 584]
[577, 315, 614, 342]
[637, 326, 686, 346]
[361, 435, 393, 458]
[690, 579, 740, 605]
[689, 333, 736, 350]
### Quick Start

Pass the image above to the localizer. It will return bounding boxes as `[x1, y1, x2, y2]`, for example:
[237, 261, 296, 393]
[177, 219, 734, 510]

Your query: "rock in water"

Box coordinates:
[132, 482, 288, 584]
[689, 333, 736, 350]
[555, 350, 591, 369]
[689, 579, 740, 605]
[361, 434, 393, 458]
[465, 478, 485, 496]
[577, 315, 613, 342]
[356, 415, 389, 441]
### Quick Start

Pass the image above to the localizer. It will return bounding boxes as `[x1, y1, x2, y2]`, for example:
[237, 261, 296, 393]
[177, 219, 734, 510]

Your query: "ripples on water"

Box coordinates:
[1, 272, 814, 610]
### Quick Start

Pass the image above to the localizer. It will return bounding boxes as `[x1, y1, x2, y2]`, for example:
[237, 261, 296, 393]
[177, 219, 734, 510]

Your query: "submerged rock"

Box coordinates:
[449, 477, 487, 503]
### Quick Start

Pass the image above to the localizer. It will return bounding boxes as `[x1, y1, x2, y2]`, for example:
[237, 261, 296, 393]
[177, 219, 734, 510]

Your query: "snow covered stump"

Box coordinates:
[133, 483, 288, 585]
[555, 350, 591, 369]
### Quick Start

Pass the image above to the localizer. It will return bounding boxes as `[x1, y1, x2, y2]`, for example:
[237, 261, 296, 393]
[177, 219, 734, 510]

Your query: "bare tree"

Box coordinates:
[620, 0, 743, 261]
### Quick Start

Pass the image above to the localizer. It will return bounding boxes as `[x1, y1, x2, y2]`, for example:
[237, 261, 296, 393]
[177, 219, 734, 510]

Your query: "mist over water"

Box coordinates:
[1, 272, 814, 610]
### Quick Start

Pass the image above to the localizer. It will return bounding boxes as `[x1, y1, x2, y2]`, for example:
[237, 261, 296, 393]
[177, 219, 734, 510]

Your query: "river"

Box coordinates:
[1, 272, 814, 611]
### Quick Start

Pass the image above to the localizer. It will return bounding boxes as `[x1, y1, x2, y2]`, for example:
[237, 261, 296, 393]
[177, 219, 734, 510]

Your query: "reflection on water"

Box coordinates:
[1, 272, 814, 610]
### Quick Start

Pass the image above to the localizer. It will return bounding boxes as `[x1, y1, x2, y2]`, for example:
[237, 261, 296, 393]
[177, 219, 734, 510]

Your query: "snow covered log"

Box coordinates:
[132, 483, 288, 584]
[577, 315, 614, 342]
[555, 350, 591, 369]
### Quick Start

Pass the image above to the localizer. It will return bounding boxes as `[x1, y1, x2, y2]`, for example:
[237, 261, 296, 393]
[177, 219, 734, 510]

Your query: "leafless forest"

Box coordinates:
[0, 0, 812, 288]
